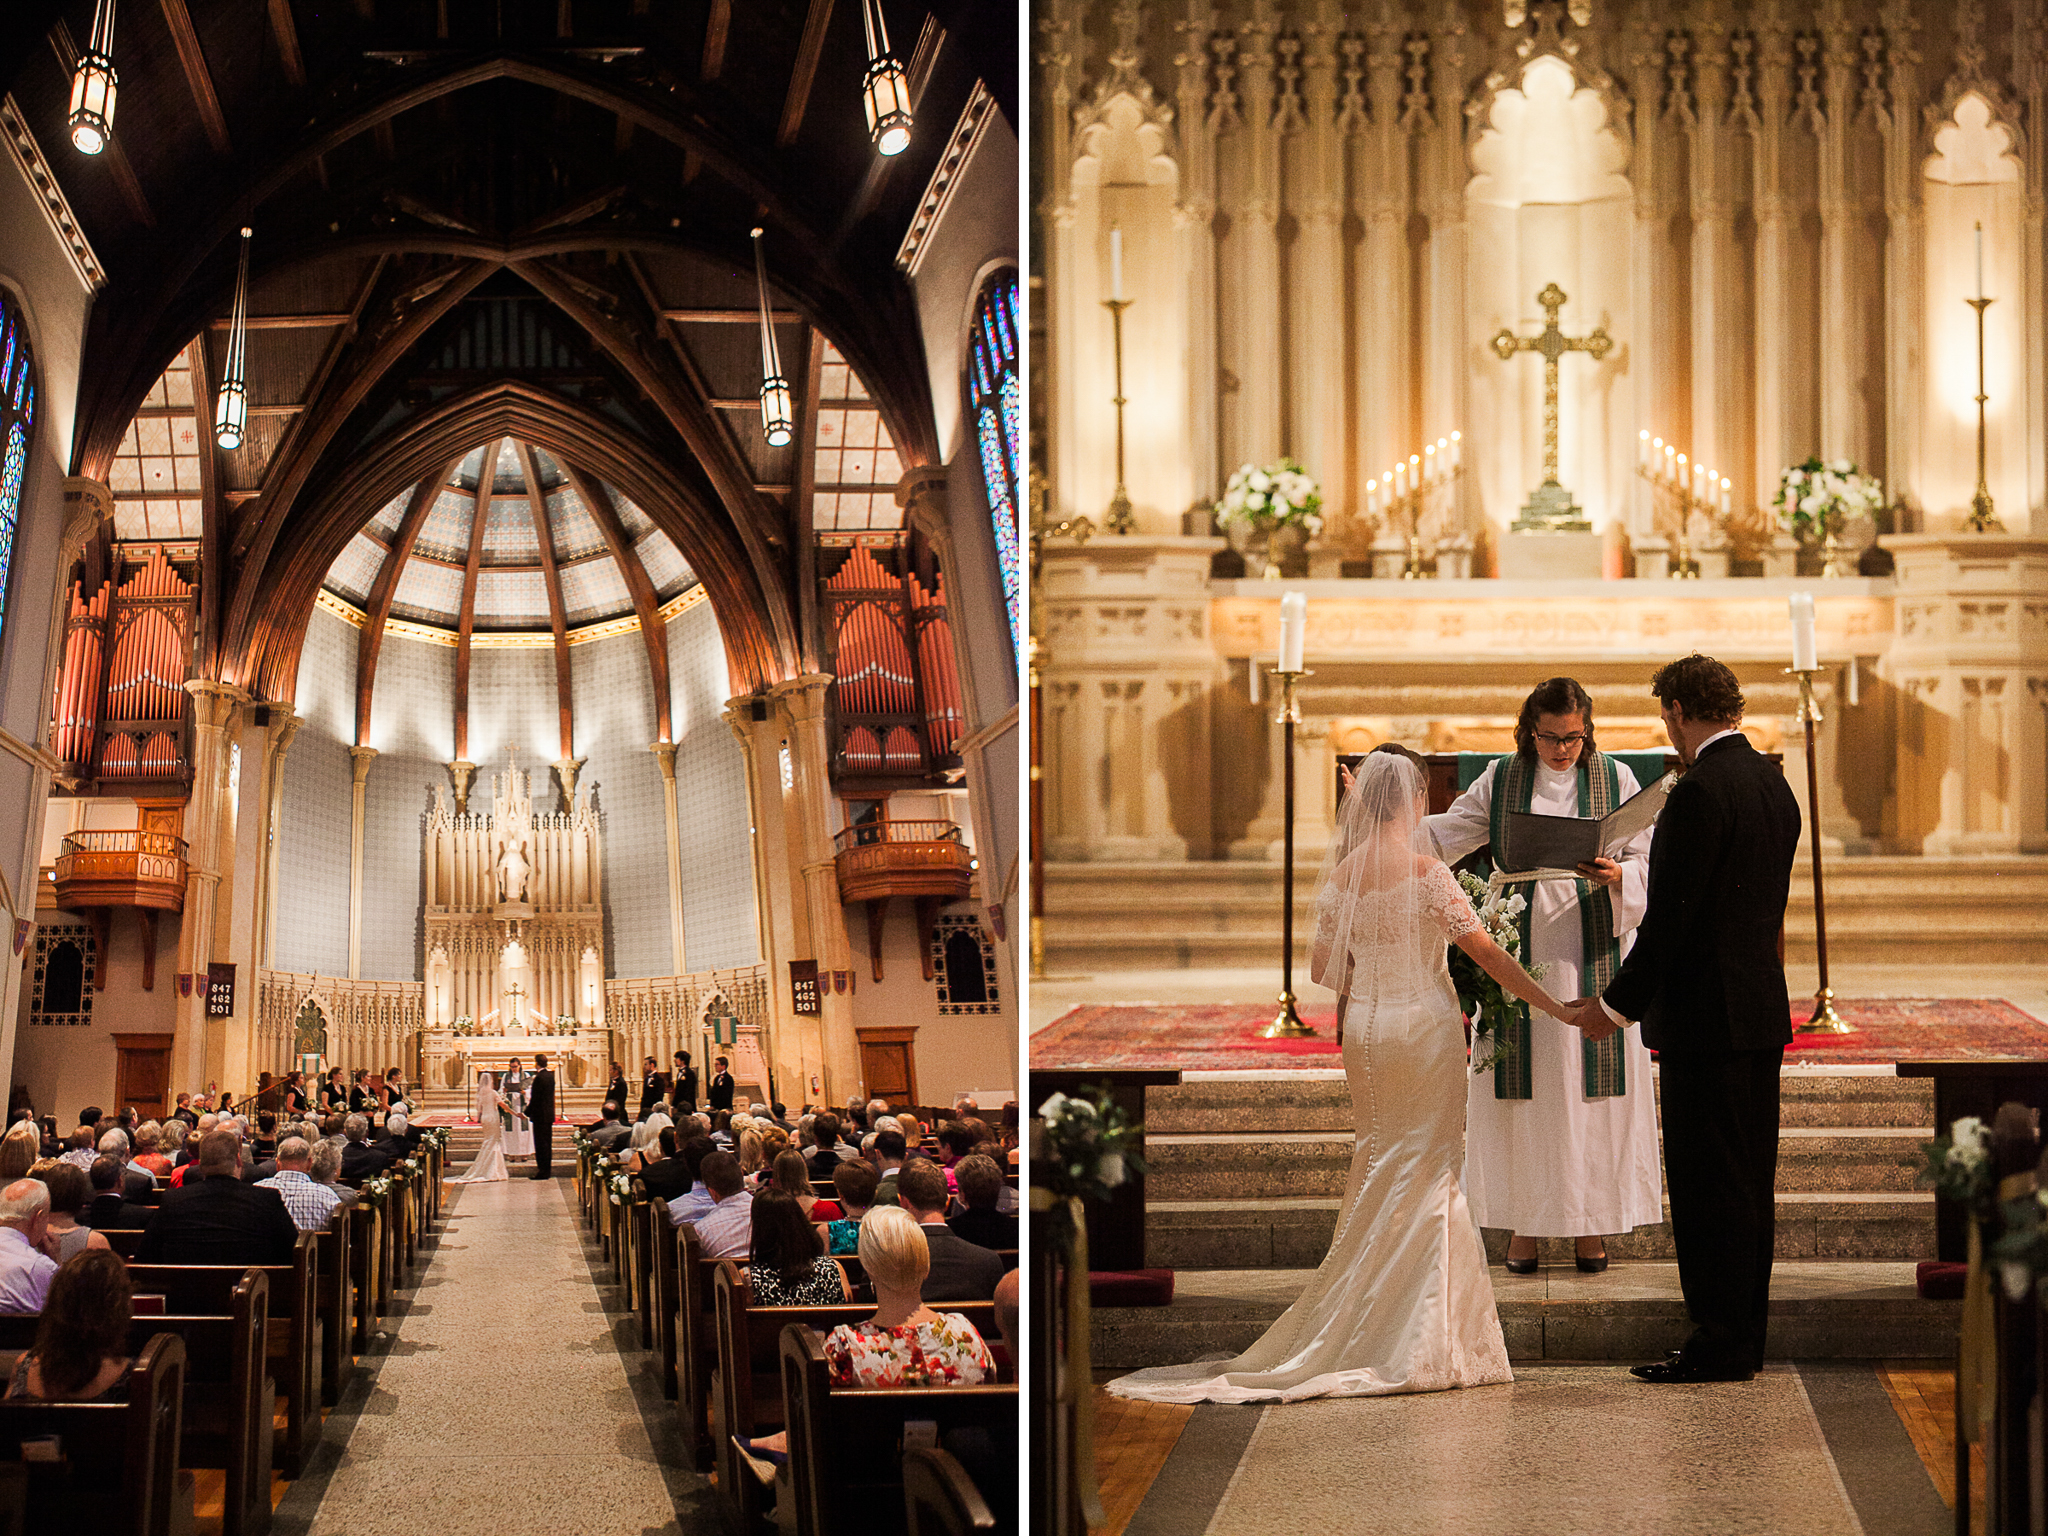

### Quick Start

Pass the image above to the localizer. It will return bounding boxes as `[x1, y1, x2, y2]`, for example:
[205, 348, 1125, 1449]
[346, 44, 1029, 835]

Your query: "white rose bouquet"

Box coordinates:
[1216, 458, 1325, 537]
[1773, 455, 1884, 545]
[1036, 1086, 1147, 1205]
[1447, 871, 1547, 1074]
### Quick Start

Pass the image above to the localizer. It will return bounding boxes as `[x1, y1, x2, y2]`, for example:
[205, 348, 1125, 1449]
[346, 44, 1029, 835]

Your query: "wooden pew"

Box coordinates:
[0, 1333, 192, 1536]
[0, 1274, 271, 1536]
[903, 1447, 1002, 1535]
[628, 1183, 655, 1349]
[652, 1201, 680, 1402]
[346, 1203, 375, 1351]
[780, 1327, 1016, 1536]
[127, 1234, 319, 1477]
[710, 1263, 998, 1533]
[673, 1221, 721, 1471]
[96, 1229, 147, 1259]
[310, 1211, 352, 1407]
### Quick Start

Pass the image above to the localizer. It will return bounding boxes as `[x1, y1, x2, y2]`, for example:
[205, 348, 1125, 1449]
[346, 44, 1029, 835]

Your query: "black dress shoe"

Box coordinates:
[1575, 1251, 1608, 1274]
[1504, 1255, 1539, 1275]
[1629, 1358, 1754, 1384]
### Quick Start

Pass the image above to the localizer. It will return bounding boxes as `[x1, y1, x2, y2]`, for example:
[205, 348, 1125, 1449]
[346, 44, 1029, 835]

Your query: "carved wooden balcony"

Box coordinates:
[833, 821, 975, 982]
[52, 830, 188, 914]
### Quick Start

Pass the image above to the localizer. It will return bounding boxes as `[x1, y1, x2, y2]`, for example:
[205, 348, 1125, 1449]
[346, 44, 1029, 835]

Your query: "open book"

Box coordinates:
[1496, 771, 1675, 879]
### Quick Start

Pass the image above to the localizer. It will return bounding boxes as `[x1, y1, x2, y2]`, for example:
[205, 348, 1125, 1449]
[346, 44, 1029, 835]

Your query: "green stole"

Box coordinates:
[1485, 750, 1628, 1102]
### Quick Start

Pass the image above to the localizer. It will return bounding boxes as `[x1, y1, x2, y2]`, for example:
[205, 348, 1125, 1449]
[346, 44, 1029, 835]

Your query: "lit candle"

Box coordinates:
[1365, 478, 1378, 516]
[1789, 592, 1817, 673]
[1424, 443, 1437, 483]
[1279, 591, 1307, 673]
[1720, 477, 1732, 516]
[1975, 221, 1984, 299]
[1638, 429, 1650, 469]
[1393, 461, 1405, 494]
[1449, 430, 1462, 470]
[1110, 226, 1124, 302]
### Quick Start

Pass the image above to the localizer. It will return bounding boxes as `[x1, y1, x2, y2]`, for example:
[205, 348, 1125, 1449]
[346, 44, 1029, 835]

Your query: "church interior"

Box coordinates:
[0, 1, 1022, 1532]
[1030, 1, 2048, 1532]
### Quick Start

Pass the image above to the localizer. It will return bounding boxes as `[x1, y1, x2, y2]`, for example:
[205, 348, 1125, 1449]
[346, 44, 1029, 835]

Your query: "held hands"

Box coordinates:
[1564, 997, 1622, 1042]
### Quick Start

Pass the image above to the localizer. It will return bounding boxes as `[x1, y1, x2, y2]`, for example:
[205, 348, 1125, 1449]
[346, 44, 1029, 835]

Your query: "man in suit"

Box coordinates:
[638, 1057, 667, 1121]
[605, 1062, 630, 1111]
[1572, 654, 1800, 1384]
[706, 1057, 735, 1113]
[338, 1115, 390, 1185]
[136, 1130, 299, 1266]
[896, 1160, 1002, 1301]
[527, 1055, 557, 1178]
[371, 1111, 420, 1163]
[668, 1051, 699, 1116]
[85, 1156, 156, 1231]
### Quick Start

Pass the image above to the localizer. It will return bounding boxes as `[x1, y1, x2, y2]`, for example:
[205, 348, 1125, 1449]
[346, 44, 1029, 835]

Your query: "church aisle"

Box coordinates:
[282, 1177, 689, 1536]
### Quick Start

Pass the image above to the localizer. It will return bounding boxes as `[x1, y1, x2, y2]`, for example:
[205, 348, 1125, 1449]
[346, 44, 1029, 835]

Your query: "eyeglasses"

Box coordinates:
[1533, 732, 1587, 749]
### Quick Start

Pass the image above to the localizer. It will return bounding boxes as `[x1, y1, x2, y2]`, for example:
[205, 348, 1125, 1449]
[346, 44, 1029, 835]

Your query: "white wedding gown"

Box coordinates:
[1108, 858, 1512, 1404]
[450, 1084, 511, 1184]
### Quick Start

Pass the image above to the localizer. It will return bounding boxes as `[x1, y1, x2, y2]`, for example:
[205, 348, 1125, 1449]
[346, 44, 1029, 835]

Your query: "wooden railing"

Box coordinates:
[51, 828, 188, 911]
[832, 819, 975, 904]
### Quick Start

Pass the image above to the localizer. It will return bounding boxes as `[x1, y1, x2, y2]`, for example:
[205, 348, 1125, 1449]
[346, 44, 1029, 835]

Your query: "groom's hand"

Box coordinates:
[1567, 998, 1621, 1042]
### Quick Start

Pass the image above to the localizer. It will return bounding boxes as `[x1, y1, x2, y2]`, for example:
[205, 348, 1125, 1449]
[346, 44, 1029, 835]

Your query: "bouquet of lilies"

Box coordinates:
[1215, 458, 1324, 536]
[1448, 871, 1545, 1074]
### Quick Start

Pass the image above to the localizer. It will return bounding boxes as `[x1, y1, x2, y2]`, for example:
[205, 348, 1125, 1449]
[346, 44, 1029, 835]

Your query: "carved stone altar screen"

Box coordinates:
[422, 752, 605, 1031]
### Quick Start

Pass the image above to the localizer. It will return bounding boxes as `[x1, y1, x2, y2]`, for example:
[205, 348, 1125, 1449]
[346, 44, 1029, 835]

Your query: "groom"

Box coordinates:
[527, 1054, 556, 1180]
[1569, 654, 1800, 1383]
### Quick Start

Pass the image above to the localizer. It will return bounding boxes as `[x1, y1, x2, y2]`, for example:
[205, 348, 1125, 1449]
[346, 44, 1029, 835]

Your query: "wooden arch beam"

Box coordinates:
[354, 460, 460, 746]
[516, 442, 576, 759]
[227, 382, 792, 708]
[561, 463, 673, 745]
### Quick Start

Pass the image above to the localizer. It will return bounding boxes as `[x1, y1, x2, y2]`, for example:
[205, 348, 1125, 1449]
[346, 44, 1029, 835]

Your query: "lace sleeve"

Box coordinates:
[1421, 862, 1483, 941]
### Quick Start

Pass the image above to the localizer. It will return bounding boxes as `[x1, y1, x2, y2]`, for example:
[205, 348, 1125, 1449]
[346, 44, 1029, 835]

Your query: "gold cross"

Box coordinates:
[1491, 282, 1612, 491]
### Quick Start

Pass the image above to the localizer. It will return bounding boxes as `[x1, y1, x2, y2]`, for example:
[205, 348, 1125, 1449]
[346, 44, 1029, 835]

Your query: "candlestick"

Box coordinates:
[1975, 221, 1983, 300]
[1278, 592, 1306, 673]
[1789, 592, 1817, 672]
[1790, 667, 1850, 1034]
[1450, 430, 1461, 470]
[1262, 667, 1316, 1039]
[1966, 290, 2002, 532]
[1103, 294, 1135, 534]
[1638, 428, 1650, 468]
[1110, 226, 1124, 303]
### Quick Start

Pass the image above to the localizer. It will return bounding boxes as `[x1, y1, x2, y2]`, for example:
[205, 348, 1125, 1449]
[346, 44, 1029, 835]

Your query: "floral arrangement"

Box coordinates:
[450, 1017, 478, 1037]
[1036, 1087, 1146, 1205]
[607, 1169, 634, 1206]
[1447, 871, 1545, 1074]
[1916, 1116, 1992, 1207]
[358, 1172, 393, 1209]
[1215, 459, 1324, 536]
[1773, 456, 1884, 544]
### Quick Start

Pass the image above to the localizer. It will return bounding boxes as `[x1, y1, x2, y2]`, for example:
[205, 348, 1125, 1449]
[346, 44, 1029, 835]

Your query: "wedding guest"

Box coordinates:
[589, 1103, 633, 1154]
[131, 1122, 173, 1179]
[946, 1156, 1017, 1253]
[771, 1150, 836, 1222]
[737, 1128, 767, 1184]
[822, 1160, 879, 1256]
[308, 1139, 355, 1204]
[84, 1158, 154, 1232]
[663, 1138, 719, 1227]
[256, 1139, 347, 1233]
[5, 1250, 132, 1402]
[339, 1115, 390, 1184]
[0, 1180, 60, 1314]
[693, 1152, 755, 1260]
[896, 1161, 1001, 1301]
[57, 1127, 97, 1172]
[638, 1128, 693, 1201]
[744, 1189, 850, 1305]
[33, 1163, 110, 1262]
[138, 1131, 298, 1266]
[868, 1130, 909, 1207]
[0, 1121, 41, 1182]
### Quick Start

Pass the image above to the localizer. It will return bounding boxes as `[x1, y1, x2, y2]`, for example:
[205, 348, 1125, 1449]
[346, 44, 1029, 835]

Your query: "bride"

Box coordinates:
[449, 1071, 512, 1185]
[1108, 746, 1576, 1404]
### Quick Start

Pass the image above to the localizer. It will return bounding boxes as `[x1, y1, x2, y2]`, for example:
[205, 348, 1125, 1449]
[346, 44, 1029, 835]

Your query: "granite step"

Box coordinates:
[1142, 1125, 1932, 1201]
[1089, 1261, 1957, 1369]
[1143, 1191, 1935, 1268]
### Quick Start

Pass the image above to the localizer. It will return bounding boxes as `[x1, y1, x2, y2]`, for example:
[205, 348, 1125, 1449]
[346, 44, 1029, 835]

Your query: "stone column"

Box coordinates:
[1292, 4, 1347, 515]
[346, 745, 378, 980]
[1417, 4, 1467, 506]
[1628, 14, 1669, 539]
[1232, 2, 1283, 466]
[1037, 535, 1224, 861]
[257, 708, 302, 971]
[1880, 536, 2048, 854]
[649, 743, 689, 974]
[1689, 9, 1735, 505]
[171, 681, 247, 1094]
[1878, 0, 1924, 519]
[1751, 4, 1795, 516]
[1174, 1, 1223, 512]
[1816, 5, 1862, 465]
[1357, 4, 1410, 509]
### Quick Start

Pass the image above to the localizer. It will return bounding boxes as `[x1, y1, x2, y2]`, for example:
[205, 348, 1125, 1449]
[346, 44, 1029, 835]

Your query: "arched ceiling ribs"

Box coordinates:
[562, 461, 673, 746]
[355, 460, 461, 747]
[228, 383, 791, 710]
[515, 442, 576, 761]
[452, 436, 498, 765]
[509, 256, 801, 675]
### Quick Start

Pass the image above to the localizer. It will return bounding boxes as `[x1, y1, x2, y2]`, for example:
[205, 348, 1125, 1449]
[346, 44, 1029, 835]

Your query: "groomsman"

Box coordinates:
[706, 1058, 735, 1113]
[668, 1051, 699, 1115]
[638, 1058, 668, 1121]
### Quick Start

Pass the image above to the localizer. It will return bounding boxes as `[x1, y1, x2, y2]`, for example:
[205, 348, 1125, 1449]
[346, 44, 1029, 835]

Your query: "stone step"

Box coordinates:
[1143, 1191, 1934, 1268]
[1142, 1069, 1934, 1133]
[1142, 1125, 1930, 1202]
[1044, 857, 2048, 969]
[1088, 1261, 1957, 1369]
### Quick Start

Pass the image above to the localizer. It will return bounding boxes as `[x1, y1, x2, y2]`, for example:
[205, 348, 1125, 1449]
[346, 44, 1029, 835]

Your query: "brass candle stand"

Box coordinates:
[1262, 667, 1317, 1039]
[1380, 462, 1464, 579]
[1966, 293, 2002, 533]
[1789, 666, 1850, 1034]
[1104, 296, 1135, 535]
[1634, 450, 1723, 578]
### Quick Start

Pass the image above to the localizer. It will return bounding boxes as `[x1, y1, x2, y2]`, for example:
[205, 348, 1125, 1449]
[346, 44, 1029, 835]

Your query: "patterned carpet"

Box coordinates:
[1029, 998, 2048, 1073]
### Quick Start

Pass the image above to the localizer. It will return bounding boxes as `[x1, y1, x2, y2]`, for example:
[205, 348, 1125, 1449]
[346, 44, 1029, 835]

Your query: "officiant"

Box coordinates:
[1425, 676, 1662, 1275]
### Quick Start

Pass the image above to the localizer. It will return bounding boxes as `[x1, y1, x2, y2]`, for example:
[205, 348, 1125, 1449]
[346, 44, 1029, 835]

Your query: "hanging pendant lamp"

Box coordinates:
[215, 228, 252, 451]
[860, 0, 913, 157]
[68, 0, 119, 155]
[751, 228, 794, 449]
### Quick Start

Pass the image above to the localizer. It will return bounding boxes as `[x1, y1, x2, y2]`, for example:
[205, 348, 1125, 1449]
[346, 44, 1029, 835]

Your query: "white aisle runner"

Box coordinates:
[300, 1177, 682, 1535]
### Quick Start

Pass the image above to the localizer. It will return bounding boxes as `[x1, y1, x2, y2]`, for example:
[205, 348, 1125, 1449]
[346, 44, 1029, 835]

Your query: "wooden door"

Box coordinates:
[112, 1034, 171, 1120]
[856, 1027, 919, 1108]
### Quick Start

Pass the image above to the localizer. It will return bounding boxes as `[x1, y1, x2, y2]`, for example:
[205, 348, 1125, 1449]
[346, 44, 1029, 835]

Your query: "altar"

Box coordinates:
[421, 1025, 613, 1093]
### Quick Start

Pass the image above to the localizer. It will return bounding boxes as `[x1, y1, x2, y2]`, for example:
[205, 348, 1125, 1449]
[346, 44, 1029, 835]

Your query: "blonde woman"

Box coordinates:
[624, 1113, 671, 1176]
[0, 1121, 41, 1181]
[737, 1129, 766, 1183]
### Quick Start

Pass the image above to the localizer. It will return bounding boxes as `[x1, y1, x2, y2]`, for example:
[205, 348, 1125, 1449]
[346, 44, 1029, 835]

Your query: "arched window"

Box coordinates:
[0, 290, 39, 644]
[965, 272, 1022, 663]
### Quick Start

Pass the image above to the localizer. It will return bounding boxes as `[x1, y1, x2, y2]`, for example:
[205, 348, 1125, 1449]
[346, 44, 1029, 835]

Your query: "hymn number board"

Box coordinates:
[205, 962, 236, 1019]
[790, 959, 820, 1016]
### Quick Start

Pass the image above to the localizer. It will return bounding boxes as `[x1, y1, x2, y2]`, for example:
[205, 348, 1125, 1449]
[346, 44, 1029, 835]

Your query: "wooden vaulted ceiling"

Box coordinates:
[5, 0, 1015, 705]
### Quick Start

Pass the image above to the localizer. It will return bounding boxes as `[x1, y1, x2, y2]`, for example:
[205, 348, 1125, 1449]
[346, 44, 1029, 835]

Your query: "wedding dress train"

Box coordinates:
[1107, 760, 1512, 1405]
[449, 1076, 511, 1185]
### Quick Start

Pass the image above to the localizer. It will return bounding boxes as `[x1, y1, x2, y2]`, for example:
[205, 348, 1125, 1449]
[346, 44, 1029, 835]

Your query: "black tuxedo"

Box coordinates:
[669, 1067, 699, 1114]
[527, 1069, 557, 1177]
[340, 1142, 391, 1186]
[136, 1174, 299, 1266]
[605, 1074, 630, 1113]
[706, 1071, 734, 1112]
[638, 1157, 694, 1201]
[86, 1192, 157, 1231]
[916, 1222, 1005, 1301]
[1602, 732, 1800, 1373]
[639, 1072, 667, 1120]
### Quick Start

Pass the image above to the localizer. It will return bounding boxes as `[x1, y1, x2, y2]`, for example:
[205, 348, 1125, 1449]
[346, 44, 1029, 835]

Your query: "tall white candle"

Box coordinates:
[1975, 222, 1984, 299]
[1719, 477, 1731, 516]
[1110, 227, 1124, 302]
[1638, 429, 1650, 469]
[1279, 592, 1307, 673]
[1449, 431, 1462, 470]
[1789, 592, 1818, 672]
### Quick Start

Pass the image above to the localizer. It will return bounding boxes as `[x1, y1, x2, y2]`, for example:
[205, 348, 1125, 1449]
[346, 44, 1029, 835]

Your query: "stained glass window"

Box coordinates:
[0, 292, 35, 644]
[965, 272, 1022, 663]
